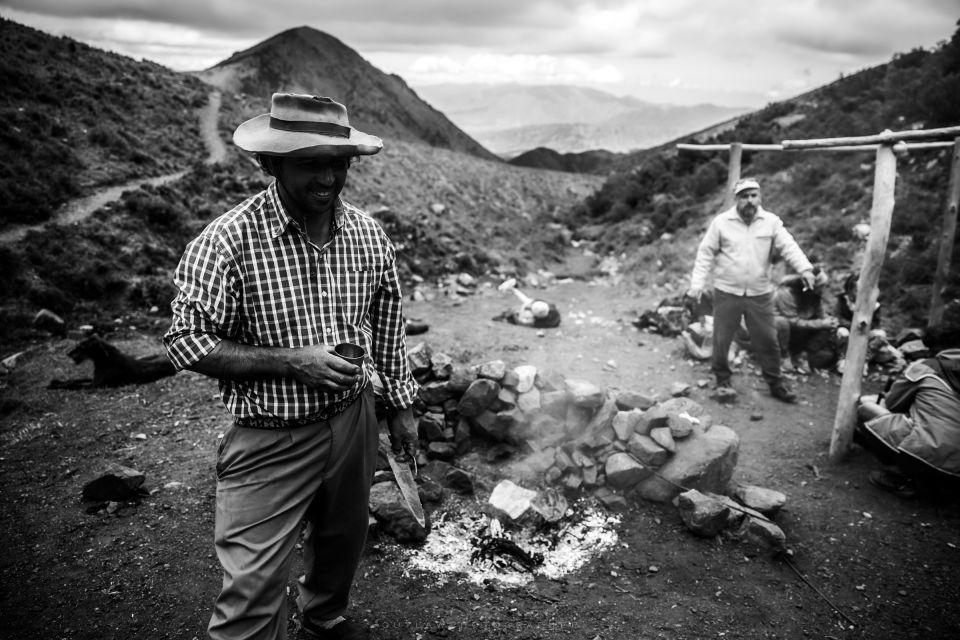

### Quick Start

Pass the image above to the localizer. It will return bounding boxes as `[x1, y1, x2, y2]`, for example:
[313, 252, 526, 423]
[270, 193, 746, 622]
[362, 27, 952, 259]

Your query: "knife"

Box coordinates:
[378, 427, 426, 528]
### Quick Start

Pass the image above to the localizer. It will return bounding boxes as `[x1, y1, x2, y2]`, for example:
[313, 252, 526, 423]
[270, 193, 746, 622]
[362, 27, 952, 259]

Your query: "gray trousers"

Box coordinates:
[712, 289, 783, 387]
[209, 387, 378, 640]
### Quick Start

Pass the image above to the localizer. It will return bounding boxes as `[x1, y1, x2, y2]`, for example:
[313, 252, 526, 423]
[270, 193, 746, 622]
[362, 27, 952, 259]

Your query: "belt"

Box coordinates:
[234, 388, 364, 430]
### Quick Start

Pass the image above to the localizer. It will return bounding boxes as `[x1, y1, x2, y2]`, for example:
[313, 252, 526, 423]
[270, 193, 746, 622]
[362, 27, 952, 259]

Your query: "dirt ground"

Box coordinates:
[2, 260, 959, 640]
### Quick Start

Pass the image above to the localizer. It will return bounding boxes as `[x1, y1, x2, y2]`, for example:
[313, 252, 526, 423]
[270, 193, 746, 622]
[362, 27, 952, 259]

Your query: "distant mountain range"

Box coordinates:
[414, 84, 749, 157]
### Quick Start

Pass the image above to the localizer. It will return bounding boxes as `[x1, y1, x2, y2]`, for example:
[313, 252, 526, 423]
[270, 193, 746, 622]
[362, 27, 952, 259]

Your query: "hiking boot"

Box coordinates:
[770, 383, 796, 403]
[869, 469, 917, 499]
[300, 616, 369, 640]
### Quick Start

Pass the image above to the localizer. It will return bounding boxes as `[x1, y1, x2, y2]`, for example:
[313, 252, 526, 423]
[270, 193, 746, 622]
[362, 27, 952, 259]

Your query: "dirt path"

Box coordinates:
[0, 90, 224, 245]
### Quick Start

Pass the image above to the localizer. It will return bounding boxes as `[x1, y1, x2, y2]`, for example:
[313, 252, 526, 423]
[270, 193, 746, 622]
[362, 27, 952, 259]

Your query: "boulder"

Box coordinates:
[458, 379, 500, 417]
[631, 425, 740, 503]
[605, 452, 652, 489]
[614, 390, 658, 411]
[565, 379, 605, 408]
[730, 483, 787, 516]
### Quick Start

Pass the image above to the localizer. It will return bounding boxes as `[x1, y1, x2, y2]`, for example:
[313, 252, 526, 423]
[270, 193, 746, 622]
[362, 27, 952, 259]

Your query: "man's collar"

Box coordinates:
[264, 181, 344, 239]
[723, 205, 769, 223]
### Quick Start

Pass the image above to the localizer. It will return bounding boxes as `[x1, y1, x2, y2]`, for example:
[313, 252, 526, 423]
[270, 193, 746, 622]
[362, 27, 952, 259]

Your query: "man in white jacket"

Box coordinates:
[687, 178, 816, 402]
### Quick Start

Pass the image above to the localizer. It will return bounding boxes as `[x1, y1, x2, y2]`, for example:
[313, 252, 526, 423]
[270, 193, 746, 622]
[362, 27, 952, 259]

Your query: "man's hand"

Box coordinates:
[286, 344, 361, 391]
[686, 287, 703, 303]
[801, 270, 816, 291]
[387, 407, 418, 467]
[818, 316, 840, 330]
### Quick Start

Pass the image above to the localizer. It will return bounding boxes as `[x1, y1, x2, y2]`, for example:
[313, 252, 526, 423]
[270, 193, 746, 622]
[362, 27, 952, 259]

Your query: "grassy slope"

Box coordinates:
[0, 18, 210, 228]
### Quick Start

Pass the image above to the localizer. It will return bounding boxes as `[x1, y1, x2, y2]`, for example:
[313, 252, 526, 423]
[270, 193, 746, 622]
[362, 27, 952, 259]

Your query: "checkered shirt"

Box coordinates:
[164, 182, 418, 422]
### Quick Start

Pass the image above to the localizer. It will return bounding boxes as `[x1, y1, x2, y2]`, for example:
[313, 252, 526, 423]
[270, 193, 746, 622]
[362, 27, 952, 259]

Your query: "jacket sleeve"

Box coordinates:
[689, 218, 720, 290]
[772, 219, 813, 276]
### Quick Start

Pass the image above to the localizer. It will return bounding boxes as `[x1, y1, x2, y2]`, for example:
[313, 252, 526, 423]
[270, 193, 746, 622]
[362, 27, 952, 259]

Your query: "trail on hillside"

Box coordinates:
[0, 90, 225, 246]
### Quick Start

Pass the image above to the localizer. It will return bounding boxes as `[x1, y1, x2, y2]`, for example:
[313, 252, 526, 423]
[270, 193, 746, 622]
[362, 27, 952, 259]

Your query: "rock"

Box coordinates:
[668, 413, 696, 439]
[369, 481, 429, 543]
[477, 360, 507, 381]
[419, 380, 453, 405]
[81, 461, 146, 502]
[516, 388, 542, 413]
[605, 452, 652, 489]
[493, 387, 518, 412]
[711, 387, 738, 404]
[565, 379, 605, 408]
[513, 365, 538, 393]
[530, 488, 568, 523]
[454, 418, 472, 454]
[593, 487, 628, 511]
[627, 433, 670, 467]
[670, 381, 692, 397]
[614, 390, 658, 411]
[649, 426, 676, 453]
[731, 484, 787, 516]
[447, 365, 478, 393]
[426, 441, 457, 461]
[417, 412, 446, 442]
[658, 397, 708, 418]
[458, 379, 501, 417]
[675, 489, 732, 538]
[540, 390, 569, 418]
[731, 512, 787, 553]
[33, 309, 67, 336]
[445, 467, 475, 495]
[631, 425, 740, 503]
[431, 352, 454, 379]
[430, 202, 446, 214]
[488, 479, 538, 520]
[612, 409, 643, 441]
[416, 476, 445, 504]
[577, 396, 619, 448]
[407, 342, 433, 376]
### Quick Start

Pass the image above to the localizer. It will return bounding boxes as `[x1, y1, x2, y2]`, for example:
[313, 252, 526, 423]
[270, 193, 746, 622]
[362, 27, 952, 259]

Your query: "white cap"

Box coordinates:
[733, 178, 760, 195]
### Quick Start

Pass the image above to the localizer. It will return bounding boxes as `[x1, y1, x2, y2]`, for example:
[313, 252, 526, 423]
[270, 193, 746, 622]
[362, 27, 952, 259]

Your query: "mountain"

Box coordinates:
[0, 18, 210, 228]
[509, 148, 620, 174]
[0, 19, 600, 339]
[195, 27, 497, 161]
[560, 23, 960, 329]
[414, 83, 748, 156]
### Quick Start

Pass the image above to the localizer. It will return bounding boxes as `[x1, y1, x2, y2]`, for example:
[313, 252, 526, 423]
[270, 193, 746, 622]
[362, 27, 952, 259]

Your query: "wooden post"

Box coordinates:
[830, 144, 898, 461]
[928, 137, 960, 330]
[723, 142, 743, 209]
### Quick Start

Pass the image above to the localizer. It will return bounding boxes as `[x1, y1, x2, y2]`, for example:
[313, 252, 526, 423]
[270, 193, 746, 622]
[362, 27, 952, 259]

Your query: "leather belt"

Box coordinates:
[234, 389, 364, 429]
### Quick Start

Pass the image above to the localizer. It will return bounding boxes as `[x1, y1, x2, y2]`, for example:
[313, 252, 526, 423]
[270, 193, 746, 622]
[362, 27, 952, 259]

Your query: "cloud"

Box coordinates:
[407, 53, 623, 86]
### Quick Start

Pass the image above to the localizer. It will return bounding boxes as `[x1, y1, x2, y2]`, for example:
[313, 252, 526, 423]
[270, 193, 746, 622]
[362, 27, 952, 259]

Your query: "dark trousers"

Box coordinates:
[209, 388, 379, 640]
[712, 289, 782, 387]
[775, 319, 838, 369]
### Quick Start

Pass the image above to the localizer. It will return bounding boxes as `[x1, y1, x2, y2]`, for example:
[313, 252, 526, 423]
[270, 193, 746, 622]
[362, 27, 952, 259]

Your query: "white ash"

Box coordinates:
[404, 505, 621, 586]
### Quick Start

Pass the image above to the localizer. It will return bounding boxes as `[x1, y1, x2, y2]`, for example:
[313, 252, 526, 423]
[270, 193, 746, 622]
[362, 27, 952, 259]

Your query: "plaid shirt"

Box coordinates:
[164, 182, 418, 423]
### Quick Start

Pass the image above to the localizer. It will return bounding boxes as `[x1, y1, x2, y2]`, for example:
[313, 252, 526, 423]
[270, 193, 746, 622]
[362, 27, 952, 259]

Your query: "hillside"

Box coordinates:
[0, 20, 600, 341]
[0, 18, 210, 228]
[196, 26, 497, 161]
[416, 83, 747, 156]
[560, 23, 960, 330]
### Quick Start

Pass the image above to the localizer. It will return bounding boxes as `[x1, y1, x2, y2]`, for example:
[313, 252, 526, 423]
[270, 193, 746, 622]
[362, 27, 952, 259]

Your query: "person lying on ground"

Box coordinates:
[773, 267, 839, 374]
[493, 278, 561, 328]
[680, 316, 742, 365]
[854, 322, 960, 498]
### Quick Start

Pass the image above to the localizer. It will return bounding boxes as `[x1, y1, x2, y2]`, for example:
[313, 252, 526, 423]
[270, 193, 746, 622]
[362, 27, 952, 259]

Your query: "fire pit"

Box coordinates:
[405, 502, 621, 586]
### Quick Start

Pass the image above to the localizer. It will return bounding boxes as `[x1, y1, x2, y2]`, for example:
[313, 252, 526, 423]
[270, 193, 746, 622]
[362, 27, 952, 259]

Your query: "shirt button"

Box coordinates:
[326, 328, 332, 334]
[321, 291, 328, 297]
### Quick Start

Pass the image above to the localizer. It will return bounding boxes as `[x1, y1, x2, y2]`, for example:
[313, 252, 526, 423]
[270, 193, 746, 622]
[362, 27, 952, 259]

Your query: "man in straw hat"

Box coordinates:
[165, 94, 419, 640]
[686, 178, 817, 403]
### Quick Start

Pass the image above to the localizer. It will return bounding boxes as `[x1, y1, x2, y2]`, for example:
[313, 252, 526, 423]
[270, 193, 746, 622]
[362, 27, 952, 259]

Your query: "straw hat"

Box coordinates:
[233, 93, 382, 157]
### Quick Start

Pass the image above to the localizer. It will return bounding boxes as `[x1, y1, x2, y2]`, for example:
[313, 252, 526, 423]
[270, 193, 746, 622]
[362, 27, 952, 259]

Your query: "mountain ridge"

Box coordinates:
[195, 26, 498, 161]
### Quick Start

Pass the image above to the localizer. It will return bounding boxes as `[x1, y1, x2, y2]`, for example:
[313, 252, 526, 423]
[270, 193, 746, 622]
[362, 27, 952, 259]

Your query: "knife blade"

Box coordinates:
[378, 429, 426, 528]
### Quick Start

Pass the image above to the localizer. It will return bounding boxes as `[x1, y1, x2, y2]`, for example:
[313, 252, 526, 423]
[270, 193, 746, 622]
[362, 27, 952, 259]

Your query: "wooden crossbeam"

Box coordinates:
[783, 125, 960, 149]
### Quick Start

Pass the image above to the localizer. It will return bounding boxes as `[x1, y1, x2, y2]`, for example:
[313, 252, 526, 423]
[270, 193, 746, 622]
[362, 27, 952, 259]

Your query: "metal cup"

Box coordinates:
[334, 342, 365, 366]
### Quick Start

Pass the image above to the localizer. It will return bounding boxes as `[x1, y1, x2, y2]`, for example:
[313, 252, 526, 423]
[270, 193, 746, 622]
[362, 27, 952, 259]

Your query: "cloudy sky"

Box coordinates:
[1, 0, 956, 107]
